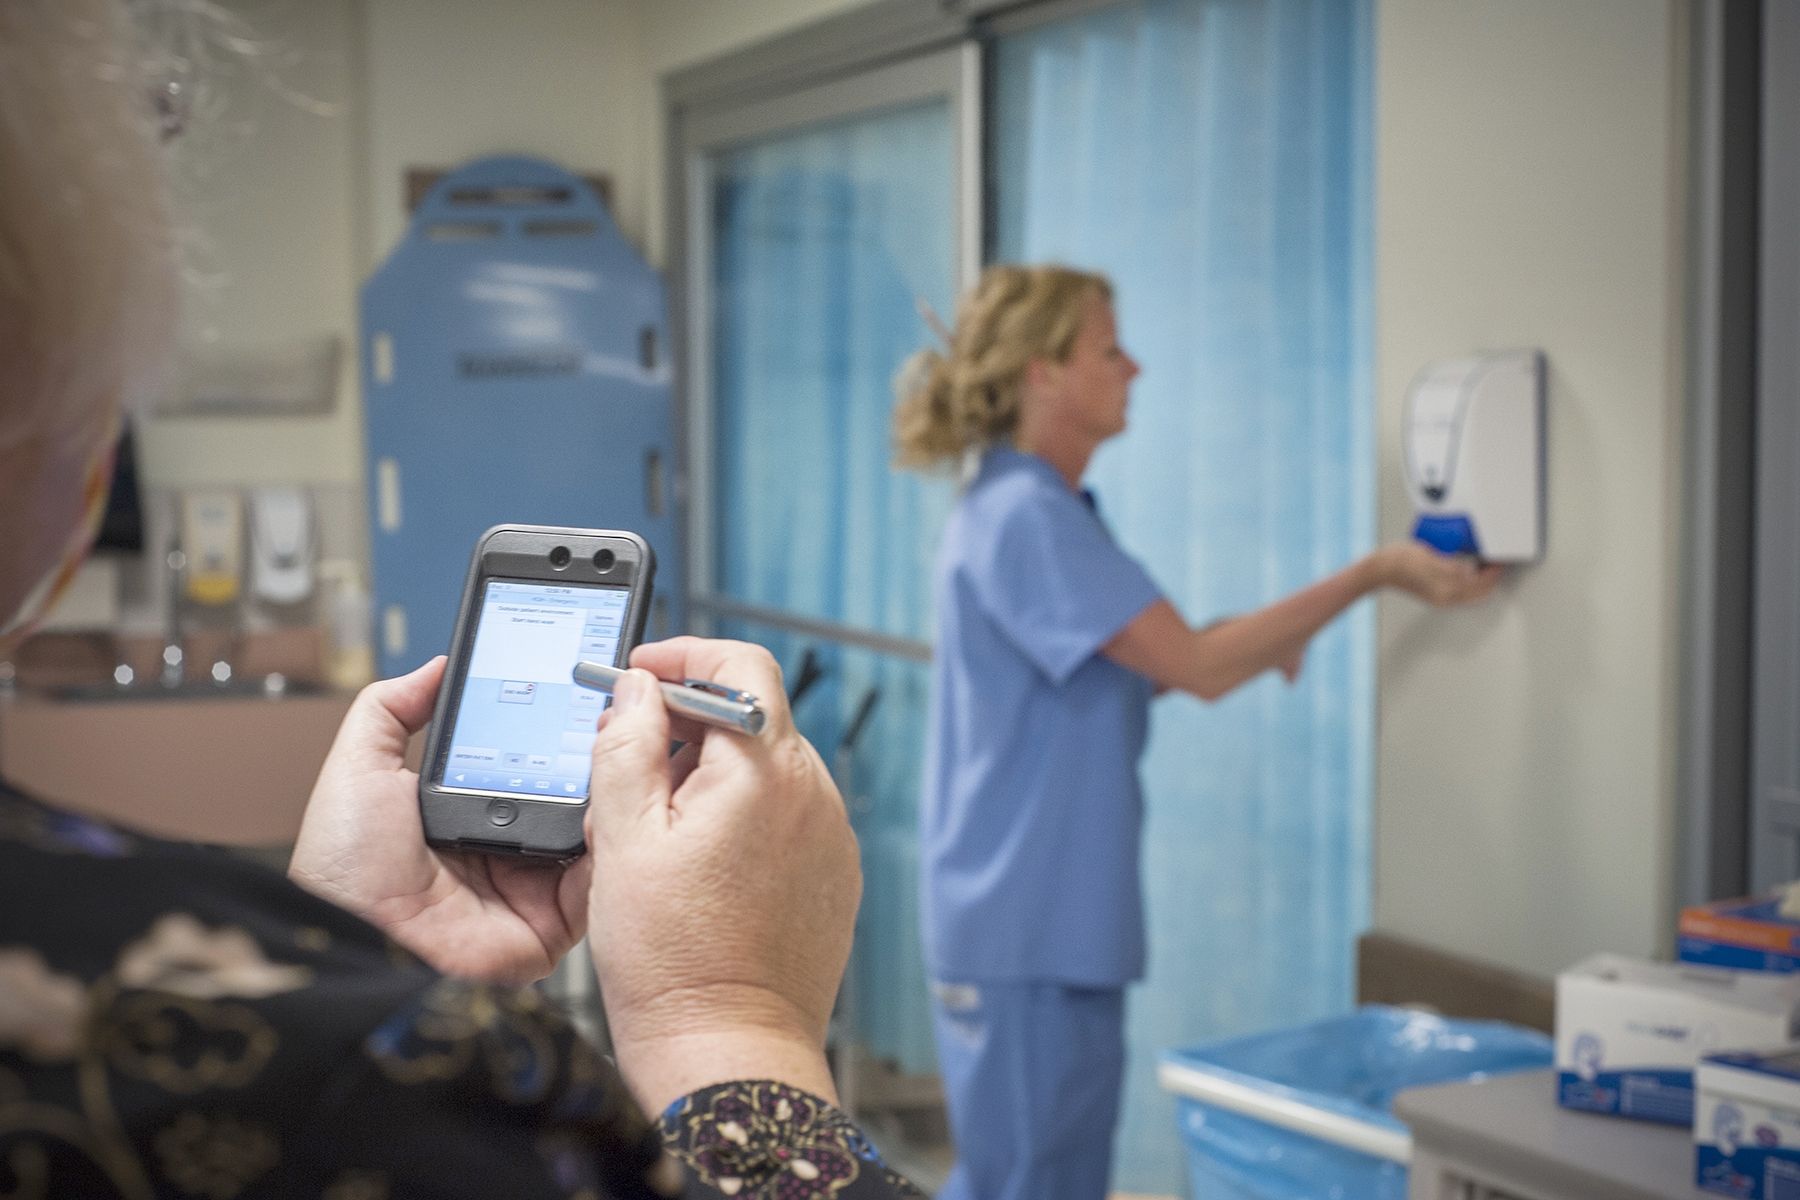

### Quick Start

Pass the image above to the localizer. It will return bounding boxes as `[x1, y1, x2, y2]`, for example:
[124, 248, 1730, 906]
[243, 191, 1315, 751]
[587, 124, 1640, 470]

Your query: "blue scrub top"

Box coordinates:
[921, 446, 1162, 987]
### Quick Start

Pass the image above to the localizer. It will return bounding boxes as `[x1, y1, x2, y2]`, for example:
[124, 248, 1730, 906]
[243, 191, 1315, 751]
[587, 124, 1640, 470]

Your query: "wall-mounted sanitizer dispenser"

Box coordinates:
[1403, 349, 1546, 563]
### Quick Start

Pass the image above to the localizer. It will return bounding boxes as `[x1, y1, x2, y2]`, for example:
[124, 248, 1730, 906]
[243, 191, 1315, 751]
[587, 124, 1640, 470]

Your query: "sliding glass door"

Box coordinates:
[682, 47, 977, 1085]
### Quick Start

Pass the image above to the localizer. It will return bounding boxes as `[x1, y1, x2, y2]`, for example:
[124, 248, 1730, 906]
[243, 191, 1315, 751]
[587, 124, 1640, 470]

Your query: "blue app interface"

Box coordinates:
[439, 579, 627, 802]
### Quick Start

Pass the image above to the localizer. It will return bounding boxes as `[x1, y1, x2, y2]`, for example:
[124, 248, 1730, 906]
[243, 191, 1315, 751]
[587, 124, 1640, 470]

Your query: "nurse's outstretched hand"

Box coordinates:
[586, 637, 861, 1116]
[1377, 540, 1505, 607]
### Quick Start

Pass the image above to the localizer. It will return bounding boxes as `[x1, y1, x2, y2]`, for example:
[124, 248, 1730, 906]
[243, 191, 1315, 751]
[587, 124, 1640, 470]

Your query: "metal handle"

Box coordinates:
[644, 449, 664, 518]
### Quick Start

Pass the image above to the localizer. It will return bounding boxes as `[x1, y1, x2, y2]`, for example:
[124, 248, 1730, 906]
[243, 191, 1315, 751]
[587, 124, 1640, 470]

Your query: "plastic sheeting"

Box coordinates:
[1163, 1006, 1552, 1199]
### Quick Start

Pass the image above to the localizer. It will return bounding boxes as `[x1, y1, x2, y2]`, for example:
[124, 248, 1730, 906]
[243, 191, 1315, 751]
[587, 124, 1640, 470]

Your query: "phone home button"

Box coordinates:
[487, 800, 519, 827]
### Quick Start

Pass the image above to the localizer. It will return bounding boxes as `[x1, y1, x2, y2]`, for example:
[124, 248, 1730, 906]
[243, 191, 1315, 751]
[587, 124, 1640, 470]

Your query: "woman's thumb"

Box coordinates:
[587, 669, 673, 833]
[357, 654, 445, 734]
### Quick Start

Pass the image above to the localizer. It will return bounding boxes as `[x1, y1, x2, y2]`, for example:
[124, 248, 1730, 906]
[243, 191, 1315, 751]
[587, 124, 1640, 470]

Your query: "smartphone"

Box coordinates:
[419, 525, 654, 858]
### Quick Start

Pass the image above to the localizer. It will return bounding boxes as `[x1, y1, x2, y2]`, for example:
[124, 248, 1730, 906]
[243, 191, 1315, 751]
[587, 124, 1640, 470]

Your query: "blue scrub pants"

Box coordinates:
[930, 980, 1126, 1200]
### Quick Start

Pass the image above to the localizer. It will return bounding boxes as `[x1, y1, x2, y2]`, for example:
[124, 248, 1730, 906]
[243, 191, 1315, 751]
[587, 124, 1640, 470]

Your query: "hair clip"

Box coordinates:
[151, 77, 189, 142]
[916, 296, 953, 349]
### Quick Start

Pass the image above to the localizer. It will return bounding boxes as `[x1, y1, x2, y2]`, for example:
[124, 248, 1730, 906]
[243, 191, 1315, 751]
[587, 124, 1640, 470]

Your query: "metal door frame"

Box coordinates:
[669, 40, 980, 642]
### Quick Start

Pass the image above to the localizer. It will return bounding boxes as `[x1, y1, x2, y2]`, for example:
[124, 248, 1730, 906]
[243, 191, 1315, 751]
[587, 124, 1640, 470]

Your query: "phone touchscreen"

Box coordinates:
[435, 578, 628, 803]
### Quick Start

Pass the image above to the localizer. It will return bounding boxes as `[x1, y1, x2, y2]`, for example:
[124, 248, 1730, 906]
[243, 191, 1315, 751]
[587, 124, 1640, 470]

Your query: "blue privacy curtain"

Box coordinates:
[992, 0, 1374, 1191]
[708, 100, 955, 1075]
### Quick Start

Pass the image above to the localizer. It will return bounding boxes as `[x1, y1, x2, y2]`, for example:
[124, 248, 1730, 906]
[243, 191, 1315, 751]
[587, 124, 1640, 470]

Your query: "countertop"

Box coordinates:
[0, 687, 363, 846]
[1394, 1068, 1711, 1200]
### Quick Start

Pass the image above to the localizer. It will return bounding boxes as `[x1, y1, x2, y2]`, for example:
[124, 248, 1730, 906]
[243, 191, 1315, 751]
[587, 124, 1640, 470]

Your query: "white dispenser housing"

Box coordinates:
[1402, 349, 1545, 562]
[249, 486, 316, 606]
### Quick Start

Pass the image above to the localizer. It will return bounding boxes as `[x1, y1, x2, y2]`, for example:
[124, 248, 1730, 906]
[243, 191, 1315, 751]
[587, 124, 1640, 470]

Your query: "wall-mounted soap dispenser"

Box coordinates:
[1403, 349, 1545, 563]
[179, 490, 246, 606]
[248, 487, 315, 607]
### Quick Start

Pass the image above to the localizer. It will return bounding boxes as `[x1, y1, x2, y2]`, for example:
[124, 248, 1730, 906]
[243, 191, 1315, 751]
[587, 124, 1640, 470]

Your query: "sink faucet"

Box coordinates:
[162, 536, 246, 690]
[162, 542, 187, 689]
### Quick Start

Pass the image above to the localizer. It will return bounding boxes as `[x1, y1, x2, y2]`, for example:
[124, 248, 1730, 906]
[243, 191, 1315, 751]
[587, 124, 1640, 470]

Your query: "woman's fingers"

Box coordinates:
[667, 741, 703, 792]
[1435, 557, 1504, 605]
[1387, 541, 1507, 607]
[629, 638, 794, 738]
[360, 654, 446, 733]
[598, 698, 708, 746]
[586, 670, 675, 834]
[1465, 563, 1506, 602]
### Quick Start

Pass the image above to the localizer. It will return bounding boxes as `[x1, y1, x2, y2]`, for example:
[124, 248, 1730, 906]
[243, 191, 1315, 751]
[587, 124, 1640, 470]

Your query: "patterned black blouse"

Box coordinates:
[0, 779, 922, 1199]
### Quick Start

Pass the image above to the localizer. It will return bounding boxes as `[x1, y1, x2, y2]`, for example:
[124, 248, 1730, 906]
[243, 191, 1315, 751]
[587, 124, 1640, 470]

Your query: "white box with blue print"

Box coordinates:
[1696, 1048, 1800, 1198]
[1403, 349, 1545, 562]
[1555, 954, 1800, 1126]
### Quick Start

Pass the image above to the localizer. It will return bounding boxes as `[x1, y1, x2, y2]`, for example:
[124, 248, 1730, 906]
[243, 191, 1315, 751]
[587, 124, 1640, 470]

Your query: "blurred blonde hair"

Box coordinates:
[892, 264, 1112, 470]
[0, 0, 179, 454]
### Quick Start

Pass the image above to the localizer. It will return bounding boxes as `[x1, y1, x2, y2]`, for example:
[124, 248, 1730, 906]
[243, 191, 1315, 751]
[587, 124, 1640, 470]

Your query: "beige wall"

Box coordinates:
[1373, 0, 1685, 976]
[357, 0, 652, 267]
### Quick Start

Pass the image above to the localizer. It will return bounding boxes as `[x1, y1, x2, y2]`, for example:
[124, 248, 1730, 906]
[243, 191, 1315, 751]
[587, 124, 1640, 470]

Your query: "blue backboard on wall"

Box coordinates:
[361, 156, 680, 677]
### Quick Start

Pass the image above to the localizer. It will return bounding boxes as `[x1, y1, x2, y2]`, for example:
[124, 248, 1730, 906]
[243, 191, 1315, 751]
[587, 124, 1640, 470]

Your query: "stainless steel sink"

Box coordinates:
[43, 677, 328, 703]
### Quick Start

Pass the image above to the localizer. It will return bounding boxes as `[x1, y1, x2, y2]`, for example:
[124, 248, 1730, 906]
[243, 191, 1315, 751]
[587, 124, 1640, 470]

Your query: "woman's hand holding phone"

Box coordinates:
[290, 656, 592, 985]
[585, 637, 861, 1116]
[292, 629, 865, 1115]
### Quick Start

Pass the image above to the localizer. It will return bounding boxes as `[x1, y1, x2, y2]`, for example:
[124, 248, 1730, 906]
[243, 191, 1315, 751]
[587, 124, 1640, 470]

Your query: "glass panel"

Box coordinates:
[709, 100, 956, 642]
[705, 98, 959, 1080]
[993, 0, 1374, 1191]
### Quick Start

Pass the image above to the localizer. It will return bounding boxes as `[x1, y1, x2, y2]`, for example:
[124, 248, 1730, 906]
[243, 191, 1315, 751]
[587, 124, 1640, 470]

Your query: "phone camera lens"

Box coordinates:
[593, 549, 616, 572]
[549, 546, 572, 569]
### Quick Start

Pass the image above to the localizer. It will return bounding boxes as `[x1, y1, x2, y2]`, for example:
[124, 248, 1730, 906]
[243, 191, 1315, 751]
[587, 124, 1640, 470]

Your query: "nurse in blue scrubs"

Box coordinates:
[894, 264, 1501, 1200]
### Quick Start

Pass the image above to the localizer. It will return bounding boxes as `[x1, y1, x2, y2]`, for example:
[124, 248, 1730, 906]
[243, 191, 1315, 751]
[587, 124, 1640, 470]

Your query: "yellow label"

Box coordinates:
[187, 574, 240, 606]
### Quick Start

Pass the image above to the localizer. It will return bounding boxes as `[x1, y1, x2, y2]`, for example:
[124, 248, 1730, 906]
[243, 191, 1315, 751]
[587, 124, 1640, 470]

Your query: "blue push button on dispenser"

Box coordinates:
[1413, 513, 1480, 556]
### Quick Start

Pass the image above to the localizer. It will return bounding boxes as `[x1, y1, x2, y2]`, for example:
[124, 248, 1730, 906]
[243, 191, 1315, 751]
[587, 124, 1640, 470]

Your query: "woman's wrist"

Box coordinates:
[1362, 545, 1398, 592]
[614, 1025, 839, 1118]
[601, 979, 839, 1116]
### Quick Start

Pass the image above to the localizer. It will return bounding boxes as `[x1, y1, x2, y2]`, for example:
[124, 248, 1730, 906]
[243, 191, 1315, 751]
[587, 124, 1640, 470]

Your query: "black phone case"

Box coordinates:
[418, 524, 655, 858]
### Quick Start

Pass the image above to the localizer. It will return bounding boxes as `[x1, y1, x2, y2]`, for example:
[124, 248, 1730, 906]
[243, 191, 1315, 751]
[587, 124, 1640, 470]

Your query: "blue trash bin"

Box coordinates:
[1159, 1006, 1553, 1200]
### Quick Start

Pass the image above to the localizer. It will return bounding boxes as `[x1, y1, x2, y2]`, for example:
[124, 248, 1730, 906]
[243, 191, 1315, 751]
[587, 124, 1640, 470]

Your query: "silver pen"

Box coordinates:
[572, 660, 767, 736]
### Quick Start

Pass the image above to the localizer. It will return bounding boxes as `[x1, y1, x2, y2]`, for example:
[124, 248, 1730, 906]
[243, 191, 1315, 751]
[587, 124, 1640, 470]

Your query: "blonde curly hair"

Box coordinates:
[893, 264, 1111, 470]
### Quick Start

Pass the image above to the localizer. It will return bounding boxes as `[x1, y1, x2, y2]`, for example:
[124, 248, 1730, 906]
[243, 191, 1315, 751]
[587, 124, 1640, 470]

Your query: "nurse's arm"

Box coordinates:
[1104, 544, 1445, 699]
[1104, 543, 1502, 699]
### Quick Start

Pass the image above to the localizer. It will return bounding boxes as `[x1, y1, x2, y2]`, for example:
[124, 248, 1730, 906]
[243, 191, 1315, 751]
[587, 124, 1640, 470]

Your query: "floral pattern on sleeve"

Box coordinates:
[0, 911, 313, 1198]
[660, 1081, 923, 1199]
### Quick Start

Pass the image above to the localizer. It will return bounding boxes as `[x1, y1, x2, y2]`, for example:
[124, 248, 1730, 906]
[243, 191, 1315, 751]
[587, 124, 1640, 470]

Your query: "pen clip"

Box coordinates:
[682, 678, 758, 706]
